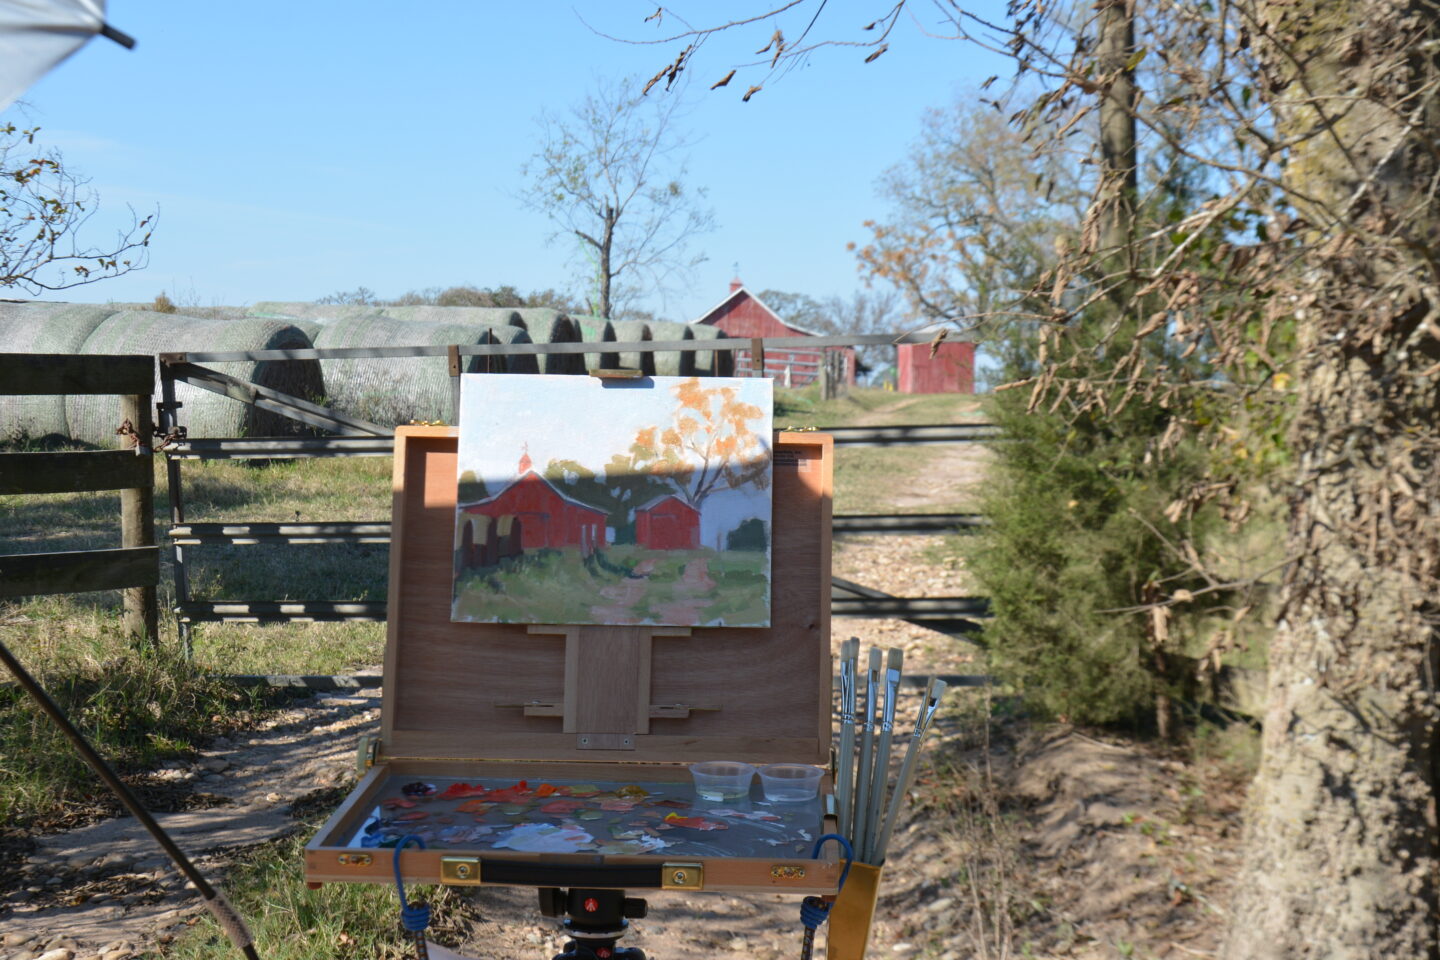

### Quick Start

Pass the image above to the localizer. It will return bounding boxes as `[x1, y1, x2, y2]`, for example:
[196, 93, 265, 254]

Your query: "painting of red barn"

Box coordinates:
[635, 495, 700, 550]
[451, 374, 773, 627]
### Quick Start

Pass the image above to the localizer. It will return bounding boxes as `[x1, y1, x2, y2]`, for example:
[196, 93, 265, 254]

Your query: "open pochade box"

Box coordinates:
[305, 418, 870, 953]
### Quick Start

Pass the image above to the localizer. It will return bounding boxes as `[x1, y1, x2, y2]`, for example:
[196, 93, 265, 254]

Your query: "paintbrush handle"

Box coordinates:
[866, 729, 895, 863]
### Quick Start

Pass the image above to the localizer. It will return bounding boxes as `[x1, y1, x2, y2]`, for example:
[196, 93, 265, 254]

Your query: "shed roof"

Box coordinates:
[692, 285, 827, 338]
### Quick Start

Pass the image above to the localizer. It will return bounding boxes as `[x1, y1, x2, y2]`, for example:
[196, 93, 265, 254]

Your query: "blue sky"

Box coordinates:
[8, 1, 1010, 323]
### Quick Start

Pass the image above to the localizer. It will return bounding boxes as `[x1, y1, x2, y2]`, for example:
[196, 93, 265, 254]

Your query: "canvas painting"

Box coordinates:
[451, 374, 773, 627]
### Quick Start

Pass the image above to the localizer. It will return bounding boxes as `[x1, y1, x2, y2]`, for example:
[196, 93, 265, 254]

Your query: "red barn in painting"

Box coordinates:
[634, 494, 700, 550]
[692, 278, 855, 385]
[897, 341, 976, 394]
[461, 449, 608, 555]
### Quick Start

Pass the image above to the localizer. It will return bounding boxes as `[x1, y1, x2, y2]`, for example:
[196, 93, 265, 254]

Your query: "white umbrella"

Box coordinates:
[0, 0, 134, 113]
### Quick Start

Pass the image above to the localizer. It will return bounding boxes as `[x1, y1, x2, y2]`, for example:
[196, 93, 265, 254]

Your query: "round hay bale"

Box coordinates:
[570, 315, 619, 371]
[248, 302, 387, 323]
[0, 302, 123, 444]
[314, 316, 503, 426]
[646, 321, 697, 377]
[384, 306, 525, 328]
[608, 320, 654, 376]
[506, 309, 583, 375]
[67, 311, 322, 447]
[687, 324, 734, 377]
[472, 323, 540, 374]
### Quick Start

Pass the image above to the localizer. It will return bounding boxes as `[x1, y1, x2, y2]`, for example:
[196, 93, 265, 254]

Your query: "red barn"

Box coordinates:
[634, 494, 700, 550]
[692, 279, 855, 385]
[897, 341, 976, 394]
[461, 449, 608, 555]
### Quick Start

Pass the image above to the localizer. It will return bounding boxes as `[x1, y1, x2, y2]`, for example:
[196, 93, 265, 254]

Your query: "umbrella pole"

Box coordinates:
[873, 677, 948, 865]
[836, 638, 859, 843]
[851, 647, 881, 860]
[863, 648, 903, 863]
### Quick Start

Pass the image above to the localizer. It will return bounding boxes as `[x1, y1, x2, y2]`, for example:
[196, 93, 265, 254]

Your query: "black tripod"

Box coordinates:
[537, 888, 649, 960]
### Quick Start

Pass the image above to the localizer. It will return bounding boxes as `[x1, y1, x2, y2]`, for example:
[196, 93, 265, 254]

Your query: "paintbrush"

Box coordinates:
[863, 647, 903, 862]
[851, 646, 882, 860]
[872, 676, 948, 866]
[836, 638, 859, 843]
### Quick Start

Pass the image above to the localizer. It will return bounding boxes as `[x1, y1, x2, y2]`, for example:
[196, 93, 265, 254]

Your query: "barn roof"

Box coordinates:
[634, 493, 700, 515]
[462, 470, 609, 517]
[692, 285, 828, 338]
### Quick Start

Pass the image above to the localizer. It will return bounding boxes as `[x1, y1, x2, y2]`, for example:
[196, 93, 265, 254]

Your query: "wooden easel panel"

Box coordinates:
[382, 427, 832, 766]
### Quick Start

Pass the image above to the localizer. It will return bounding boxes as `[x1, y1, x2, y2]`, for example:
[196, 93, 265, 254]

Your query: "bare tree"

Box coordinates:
[1, 122, 152, 293]
[624, 2, 1440, 956]
[520, 76, 715, 319]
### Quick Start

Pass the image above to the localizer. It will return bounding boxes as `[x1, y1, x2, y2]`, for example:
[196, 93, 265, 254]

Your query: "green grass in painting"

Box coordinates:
[453, 545, 768, 625]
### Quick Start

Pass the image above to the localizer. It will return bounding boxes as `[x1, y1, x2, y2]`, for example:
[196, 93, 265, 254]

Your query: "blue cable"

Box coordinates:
[800, 833, 855, 931]
[392, 835, 432, 935]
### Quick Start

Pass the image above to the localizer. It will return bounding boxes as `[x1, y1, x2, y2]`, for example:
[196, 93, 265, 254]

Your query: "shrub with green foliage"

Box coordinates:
[964, 382, 1227, 727]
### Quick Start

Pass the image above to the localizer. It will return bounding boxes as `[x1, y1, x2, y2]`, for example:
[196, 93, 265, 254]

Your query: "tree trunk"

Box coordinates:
[599, 203, 617, 319]
[1224, 3, 1440, 956]
[1095, 0, 1138, 292]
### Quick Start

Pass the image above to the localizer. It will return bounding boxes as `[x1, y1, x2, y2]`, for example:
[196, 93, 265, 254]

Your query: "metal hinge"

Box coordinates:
[662, 862, 704, 890]
[441, 856, 483, 885]
[356, 734, 379, 775]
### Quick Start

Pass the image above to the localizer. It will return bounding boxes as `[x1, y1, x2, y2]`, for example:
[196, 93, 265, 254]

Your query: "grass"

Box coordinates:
[162, 814, 485, 960]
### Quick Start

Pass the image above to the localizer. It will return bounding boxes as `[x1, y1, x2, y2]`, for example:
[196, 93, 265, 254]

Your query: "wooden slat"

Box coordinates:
[832, 513, 986, 535]
[171, 331, 936, 363]
[167, 521, 391, 544]
[0, 547, 159, 598]
[0, 353, 152, 396]
[0, 449, 152, 495]
[167, 436, 396, 459]
[176, 600, 387, 623]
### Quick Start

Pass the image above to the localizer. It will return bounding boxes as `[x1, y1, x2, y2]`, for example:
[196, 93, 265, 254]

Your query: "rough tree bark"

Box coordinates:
[1224, 2, 1440, 956]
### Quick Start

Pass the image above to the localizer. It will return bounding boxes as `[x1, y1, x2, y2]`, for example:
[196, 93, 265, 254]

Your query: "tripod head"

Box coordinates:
[538, 887, 649, 960]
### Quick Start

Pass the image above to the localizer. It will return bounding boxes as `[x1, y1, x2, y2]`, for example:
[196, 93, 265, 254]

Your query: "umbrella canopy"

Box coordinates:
[0, 0, 133, 113]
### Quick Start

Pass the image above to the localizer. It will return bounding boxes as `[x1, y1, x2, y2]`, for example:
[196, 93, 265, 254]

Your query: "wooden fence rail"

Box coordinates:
[0, 353, 159, 639]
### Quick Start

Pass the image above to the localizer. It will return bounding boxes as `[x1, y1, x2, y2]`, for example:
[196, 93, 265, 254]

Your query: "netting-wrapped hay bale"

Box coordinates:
[608, 320, 654, 375]
[248, 302, 388, 323]
[570, 315, 619, 371]
[384, 306, 525, 329]
[68, 311, 322, 447]
[314, 316, 505, 426]
[471, 323, 539, 374]
[687, 324, 734, 377]
[506, 308, 582, 375]
[0, 302, 123, 443]
[647, 321, 697, 377]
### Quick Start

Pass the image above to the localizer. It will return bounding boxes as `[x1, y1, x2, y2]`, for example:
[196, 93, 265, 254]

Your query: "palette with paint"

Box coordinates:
[305, 426, 840, 895]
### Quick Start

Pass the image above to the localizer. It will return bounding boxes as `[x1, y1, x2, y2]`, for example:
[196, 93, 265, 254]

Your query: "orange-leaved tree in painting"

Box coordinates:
[623, 378, 770, 510]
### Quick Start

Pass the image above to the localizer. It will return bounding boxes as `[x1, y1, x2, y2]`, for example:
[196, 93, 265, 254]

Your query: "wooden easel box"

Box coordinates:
[306, 426, 840, 894]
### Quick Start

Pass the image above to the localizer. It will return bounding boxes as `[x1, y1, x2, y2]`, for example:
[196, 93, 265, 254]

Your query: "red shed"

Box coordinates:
[634, 494, 701, 550]
[897, 341, 976, 394]
[461, 449, 608, 555]
[692, 279, 855, 385]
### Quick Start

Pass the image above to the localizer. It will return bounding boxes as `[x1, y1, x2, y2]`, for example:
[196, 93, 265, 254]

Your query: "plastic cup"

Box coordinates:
[758, 763, 824, 803]
[688, 761, 756, 801]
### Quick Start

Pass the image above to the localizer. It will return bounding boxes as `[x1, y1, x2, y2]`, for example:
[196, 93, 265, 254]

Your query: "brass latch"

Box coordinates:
[441, 856, 483, 885]
[355, 735, 379, 775]
[661, 862, 704, 890]
[771, 864, 808, 880]
[337, 853, 372, 866]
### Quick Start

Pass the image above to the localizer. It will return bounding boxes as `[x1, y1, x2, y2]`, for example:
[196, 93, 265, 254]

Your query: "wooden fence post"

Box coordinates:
[121, 393, 158, 642]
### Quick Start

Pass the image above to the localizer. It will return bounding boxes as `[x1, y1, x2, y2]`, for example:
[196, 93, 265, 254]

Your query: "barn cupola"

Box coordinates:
[730, 276, 743, 293]
[517, 444, 532, 476]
